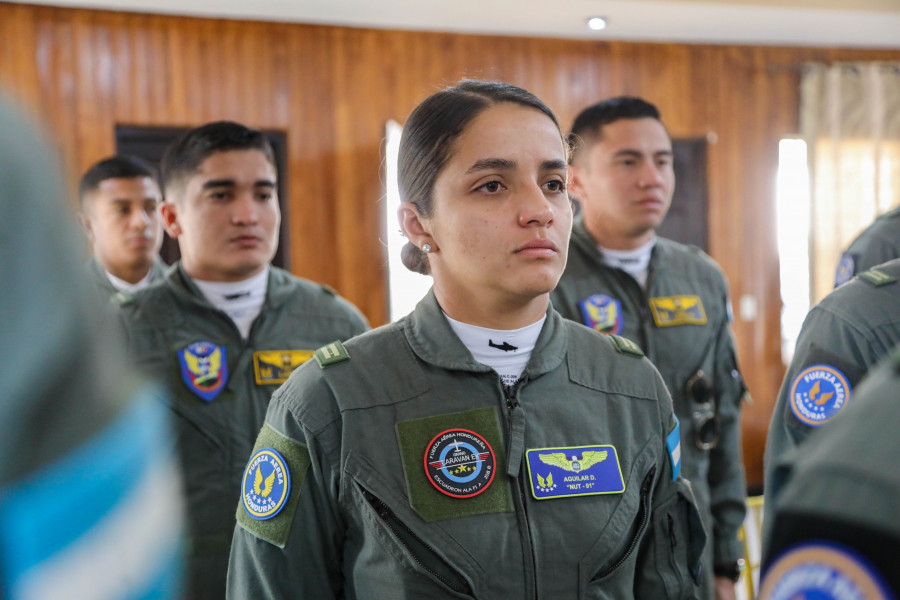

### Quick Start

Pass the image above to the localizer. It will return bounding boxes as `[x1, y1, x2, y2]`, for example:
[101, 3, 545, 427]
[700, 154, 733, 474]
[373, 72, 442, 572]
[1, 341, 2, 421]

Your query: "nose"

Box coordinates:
[130, 207, 153, 230]
[517, 184, 554, 227]
[637, 162, 665, 188]
[232, 193, 259, 225]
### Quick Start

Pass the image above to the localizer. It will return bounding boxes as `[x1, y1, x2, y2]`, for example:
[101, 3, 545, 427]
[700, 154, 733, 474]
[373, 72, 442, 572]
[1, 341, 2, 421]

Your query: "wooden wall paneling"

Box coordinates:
[4, 1, 900, 490]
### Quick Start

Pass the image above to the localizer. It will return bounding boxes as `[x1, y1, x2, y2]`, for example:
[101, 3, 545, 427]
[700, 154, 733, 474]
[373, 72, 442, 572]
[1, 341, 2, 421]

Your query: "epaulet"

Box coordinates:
[858, 268, 897, 287]
[320, 284, 337, 297]
[314, 340, 350, 368]
[112, 291, 135, 306]
[608, 334, 644, 357]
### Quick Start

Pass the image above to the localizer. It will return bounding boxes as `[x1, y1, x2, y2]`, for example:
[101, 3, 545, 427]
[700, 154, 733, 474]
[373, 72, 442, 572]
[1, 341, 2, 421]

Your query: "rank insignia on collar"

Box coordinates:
[253, 350, 314, 385]
[578, 294, 623, 335]
[178, 341, 228, 402]
[789, 364, 851, 427]
[648, 295, 707, 327]
[241, 447, 291, 520]
[526, 445, 625, 500]
[424, 429, 496, 499]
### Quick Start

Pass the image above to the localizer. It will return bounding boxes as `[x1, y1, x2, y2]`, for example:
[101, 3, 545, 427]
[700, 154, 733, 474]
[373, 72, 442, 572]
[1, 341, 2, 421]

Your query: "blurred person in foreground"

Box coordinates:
[0, 93, 183, 598]
[760, 344, 900, 599]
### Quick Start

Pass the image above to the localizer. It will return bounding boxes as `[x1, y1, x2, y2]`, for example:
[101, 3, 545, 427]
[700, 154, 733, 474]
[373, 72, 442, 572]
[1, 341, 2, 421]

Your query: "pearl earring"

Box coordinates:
[422, 243, 432, 253]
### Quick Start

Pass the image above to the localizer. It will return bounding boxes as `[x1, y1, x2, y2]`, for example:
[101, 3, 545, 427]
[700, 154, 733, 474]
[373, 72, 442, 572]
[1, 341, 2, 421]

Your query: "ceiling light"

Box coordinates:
[587, 17, 607, 31]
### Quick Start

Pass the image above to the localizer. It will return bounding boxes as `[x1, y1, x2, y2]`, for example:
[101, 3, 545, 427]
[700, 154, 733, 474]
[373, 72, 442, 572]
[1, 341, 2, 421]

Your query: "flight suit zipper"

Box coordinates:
[595, 465, 656, 580]
[504, 383, 539, 600]
[361, 488, 473, 596]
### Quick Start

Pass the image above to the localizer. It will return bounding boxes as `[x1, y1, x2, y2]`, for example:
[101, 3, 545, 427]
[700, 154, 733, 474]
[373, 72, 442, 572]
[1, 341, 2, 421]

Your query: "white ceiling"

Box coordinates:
[12, 0, 900, 49]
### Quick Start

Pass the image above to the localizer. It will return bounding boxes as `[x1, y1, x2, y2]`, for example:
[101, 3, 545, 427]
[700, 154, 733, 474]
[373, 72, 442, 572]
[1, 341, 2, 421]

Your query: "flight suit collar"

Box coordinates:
[404, 290, 568, 378]
[167, 261, 289, 311]
[570, 215, 670, 276]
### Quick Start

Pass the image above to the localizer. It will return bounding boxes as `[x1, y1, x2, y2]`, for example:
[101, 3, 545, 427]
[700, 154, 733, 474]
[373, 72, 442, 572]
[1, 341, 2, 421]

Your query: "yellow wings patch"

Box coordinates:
[648, 295, 707, 327]
[539, 451, 608, 472]
[253, 465, 277, 497]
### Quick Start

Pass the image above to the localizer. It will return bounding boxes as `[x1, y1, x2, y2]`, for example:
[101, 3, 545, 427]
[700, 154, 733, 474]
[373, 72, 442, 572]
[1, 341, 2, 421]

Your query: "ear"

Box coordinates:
[77, 211, 95, 244]
[567, 164, 590, 204]
[397, 203, 436, 251]
[160, 202, 182, 238]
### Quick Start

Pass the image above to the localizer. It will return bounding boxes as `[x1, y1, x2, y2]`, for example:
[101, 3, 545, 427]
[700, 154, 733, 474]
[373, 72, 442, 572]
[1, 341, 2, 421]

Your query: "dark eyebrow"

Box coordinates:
[201, 179, 276, 189]
[202, 179, 236, 190]
[613, 149, 673, 160]
[541, 159, 568, 171]
[466, 158, 516, 173]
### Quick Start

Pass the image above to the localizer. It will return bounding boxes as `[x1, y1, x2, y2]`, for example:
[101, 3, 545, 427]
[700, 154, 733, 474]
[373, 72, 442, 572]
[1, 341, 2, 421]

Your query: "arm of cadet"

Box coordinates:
[708, 315, 748, 567]
[634, 368, 707, 599]
[226, 390, 345, 599]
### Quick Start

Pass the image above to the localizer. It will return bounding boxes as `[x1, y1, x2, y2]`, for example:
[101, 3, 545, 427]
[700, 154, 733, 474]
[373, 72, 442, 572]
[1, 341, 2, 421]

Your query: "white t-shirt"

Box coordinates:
[193, 267, 270, 339]
[106, 268, 154, 293]
[598, 237, 657, 289]
[444, 313, 545, 388]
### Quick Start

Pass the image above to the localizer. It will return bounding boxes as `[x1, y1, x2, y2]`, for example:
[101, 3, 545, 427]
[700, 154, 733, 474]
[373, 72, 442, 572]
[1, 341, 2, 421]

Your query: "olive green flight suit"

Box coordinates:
[764, 258, 900, 553]
[833, 207, 900, 287]
[551, 216, 747, 597]
[117, 263, 368, 600]
[227, 291, 706, 600]
[760, 345, 900, 598]
[87, 254, 168, 300]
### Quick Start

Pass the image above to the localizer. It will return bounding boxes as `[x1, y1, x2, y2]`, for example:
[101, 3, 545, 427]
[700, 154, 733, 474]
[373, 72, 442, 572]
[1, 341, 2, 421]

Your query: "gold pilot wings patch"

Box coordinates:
[253, 350, 315, 385]
[648, 295, 707, 327]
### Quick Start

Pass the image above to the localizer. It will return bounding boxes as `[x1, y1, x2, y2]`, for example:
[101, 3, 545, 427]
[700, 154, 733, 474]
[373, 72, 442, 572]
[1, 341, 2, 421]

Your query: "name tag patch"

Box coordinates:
[789, 364, 851, 427]
[578, 294, 623, 335]
[526, 445, 625, 500]
[253, 350, 314, 385]
[424, 429, 496, 499]
[648, 295, 707, 327]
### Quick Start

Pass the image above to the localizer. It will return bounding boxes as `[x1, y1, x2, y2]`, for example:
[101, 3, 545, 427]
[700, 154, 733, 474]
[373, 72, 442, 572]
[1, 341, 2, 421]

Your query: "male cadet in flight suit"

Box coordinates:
[551, 96, 748, 600]
[116, 121, 369, 600]
[763, 257, 900, 555]
[0, 93, 183, 599]
[760, 345, 900, 599]
[833, 207, 900, 287]
[78, 155, 167, 298]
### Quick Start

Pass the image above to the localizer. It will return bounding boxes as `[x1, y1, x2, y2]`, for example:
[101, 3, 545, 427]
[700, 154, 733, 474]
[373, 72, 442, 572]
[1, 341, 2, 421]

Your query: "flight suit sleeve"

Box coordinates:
[635, 368, 707, 599]
[762, 303, 881, 559]
[708, 307, 748, 565]
[227, 375, 345, 600]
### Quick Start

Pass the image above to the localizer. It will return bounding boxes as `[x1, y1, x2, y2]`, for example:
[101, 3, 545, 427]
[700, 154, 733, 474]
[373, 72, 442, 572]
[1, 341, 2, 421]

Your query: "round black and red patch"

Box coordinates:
[424, 428, 495, 498]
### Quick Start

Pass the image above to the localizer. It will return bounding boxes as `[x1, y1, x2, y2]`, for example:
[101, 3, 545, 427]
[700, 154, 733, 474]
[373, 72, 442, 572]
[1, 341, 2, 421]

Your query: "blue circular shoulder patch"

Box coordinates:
[759, 542, 895, 600]
[835, 253, 856, 287]
[789, 364, 851, 427]
[242, 447, 291, 520]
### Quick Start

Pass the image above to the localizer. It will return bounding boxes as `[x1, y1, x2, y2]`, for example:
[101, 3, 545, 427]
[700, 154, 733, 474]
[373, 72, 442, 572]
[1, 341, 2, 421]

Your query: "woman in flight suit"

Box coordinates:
[227, 80, 705, 599]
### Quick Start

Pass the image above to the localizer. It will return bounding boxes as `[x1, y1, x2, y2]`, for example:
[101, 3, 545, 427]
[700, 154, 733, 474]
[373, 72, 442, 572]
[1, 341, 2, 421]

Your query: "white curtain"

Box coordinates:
[801, 62, 900, 303]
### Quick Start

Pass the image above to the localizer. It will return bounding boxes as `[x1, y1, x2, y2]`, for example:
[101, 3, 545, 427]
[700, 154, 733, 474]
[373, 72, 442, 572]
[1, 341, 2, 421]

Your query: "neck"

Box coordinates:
[104, 260, 152, 285]
[583, 219, 654, 251]
[434, 287, 549, 330]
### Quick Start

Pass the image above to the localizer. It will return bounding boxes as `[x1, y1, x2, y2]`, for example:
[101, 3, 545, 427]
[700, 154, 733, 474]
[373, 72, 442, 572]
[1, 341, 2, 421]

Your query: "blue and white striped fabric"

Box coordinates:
[666, 416, 682, 481]
[0, 388, 184, 600]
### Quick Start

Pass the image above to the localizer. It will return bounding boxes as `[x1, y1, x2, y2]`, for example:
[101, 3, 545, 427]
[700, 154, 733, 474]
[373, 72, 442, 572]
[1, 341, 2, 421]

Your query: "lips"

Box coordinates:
[515, 238, 559, 256]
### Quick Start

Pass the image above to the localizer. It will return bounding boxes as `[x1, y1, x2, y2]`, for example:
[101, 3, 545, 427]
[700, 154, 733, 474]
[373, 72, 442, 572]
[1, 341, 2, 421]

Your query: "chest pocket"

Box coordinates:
[343, 451, 483, 598]
[579, 440, 658, 598]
